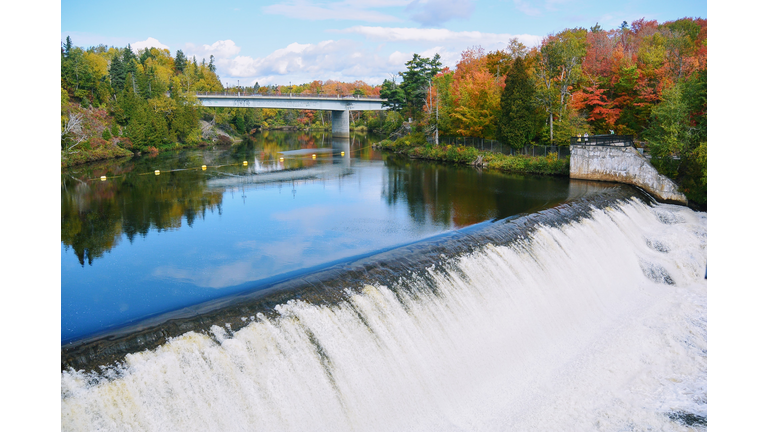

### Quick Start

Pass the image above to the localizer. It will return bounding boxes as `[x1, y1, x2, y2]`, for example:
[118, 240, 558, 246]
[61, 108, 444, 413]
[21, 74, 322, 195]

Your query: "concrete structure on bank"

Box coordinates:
[194, 94, 387, 138]
[570, 144, 688, 205]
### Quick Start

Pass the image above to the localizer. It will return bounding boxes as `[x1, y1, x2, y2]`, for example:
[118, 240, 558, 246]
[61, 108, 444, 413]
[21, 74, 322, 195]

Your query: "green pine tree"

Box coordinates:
[498, 57, 539, 148]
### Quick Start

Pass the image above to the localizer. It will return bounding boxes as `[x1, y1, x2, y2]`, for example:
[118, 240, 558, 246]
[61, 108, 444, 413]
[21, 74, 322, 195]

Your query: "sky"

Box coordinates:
[61, 0, 707, 87]
[6, 1, 768, 429]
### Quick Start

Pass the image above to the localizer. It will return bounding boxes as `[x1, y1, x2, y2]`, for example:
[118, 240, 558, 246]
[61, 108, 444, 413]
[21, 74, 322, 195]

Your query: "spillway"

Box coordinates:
[61, 188, 707, 431]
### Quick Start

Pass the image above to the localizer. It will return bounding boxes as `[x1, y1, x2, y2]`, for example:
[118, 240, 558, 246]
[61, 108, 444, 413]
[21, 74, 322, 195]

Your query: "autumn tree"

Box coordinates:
[448, 47, 502, 138]
[533, 28, 588, 143]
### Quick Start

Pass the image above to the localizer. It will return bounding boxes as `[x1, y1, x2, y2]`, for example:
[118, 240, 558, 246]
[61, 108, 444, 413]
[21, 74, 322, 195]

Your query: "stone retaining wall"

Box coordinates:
[570, 145, 688, 205]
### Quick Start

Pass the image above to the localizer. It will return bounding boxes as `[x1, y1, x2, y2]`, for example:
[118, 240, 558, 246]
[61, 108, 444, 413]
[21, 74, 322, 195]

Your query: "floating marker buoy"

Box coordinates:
[341, 151, 345, 156]
[243, 161, 248, 165]
[155, 170, 160, 175]
[202, 165, 207, 170]
[312, 154, 316, 159]
[100, 176, 107, 181]
[279, 157, 284, 162]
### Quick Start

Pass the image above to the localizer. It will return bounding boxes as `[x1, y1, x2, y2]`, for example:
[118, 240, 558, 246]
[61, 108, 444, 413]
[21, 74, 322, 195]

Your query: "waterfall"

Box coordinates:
[62, 195, 707, 431]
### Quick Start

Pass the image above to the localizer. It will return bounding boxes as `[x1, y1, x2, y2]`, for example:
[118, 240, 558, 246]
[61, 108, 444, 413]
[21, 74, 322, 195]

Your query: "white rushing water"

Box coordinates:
[62, 199, 707, 431]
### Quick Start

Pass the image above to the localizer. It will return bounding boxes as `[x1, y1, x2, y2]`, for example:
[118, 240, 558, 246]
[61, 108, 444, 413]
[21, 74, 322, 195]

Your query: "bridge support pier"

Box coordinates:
[331, 110, 350, 137]
[332, 136, 351, 169]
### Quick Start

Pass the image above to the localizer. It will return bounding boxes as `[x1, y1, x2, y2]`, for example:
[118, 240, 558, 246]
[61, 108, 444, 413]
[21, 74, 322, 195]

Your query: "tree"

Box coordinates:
[64, 36, 73, 56]
[507, 37, 529, 59]
[175, 50, 186, 73]
[571, 83, 620, 133]
[449, 47, 502, 138]
[109, 53, 126, 92]
[398, 53, 442, 118]
[533, 28, 587, 142]
[380, 76, 406, 112]
[498, 57, 539, 147]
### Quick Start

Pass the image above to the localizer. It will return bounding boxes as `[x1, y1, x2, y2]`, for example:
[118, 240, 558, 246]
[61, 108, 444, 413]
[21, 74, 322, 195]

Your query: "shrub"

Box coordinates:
[216, 134, 233, 146]
[89, 137, 108, 149]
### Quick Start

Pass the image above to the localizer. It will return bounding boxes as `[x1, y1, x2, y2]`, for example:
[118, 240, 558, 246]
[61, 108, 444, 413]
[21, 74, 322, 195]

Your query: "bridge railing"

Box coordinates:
[569, 134, 634, 147]
[195, 91, 383, 100]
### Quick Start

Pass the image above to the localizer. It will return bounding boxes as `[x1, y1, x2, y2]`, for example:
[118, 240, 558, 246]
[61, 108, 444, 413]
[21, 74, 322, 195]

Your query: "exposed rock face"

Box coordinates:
[388, 122, 412, 140]
[199, 120, 235, 142]
[570, 145, 688, 205]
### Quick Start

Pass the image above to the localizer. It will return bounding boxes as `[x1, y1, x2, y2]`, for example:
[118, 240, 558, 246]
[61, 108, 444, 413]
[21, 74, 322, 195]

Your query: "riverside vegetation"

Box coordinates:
[62, 17, 705, 206]
[374, 134, 569, 176]
[379, 18, 706, 206]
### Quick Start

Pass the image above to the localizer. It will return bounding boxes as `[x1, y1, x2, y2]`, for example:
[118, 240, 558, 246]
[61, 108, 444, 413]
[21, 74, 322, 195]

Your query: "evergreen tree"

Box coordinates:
[175, 50, 187, 73]
[379, 77, 406, 112]
[398, 54, 442, 118]
[498, 57, 539, 148]
[122, 45, 138, 77]
[64, 36, 73, 57]
[109, 53, 126, 92]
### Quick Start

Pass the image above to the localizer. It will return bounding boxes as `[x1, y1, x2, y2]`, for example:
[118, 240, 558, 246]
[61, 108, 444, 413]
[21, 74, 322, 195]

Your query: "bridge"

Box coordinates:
[194, 93, 388, 137]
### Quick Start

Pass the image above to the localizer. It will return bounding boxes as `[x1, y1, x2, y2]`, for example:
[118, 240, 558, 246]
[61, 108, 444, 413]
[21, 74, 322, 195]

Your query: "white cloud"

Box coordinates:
[263, 1, 401, 22]
[131, 37, 170, 53]
[337, 26, 541, 48]
[388, 51, 412, 66]
[218, 39, 388, 84]
[212, 38, 450, 86]
[184, 40, 241, 60]
[206, 25, 543, 87]
[406, 0, 476, 26]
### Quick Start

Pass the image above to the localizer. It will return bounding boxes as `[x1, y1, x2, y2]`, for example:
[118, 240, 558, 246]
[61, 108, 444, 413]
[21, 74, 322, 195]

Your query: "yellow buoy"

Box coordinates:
[340, 151, 345, 156]
[279, 157, 284, 162]
[312, 154, 316, 159]
[202, 165, 207, 170]
[155, 170, 160, 175]
[100, 176, 107, 181]
[243, 161, 248, 165]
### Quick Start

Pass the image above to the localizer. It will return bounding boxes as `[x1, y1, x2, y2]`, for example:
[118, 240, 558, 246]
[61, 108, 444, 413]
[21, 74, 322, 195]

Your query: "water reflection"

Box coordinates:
[61, 131, 613, 342]
[381, 154, 572, 229]
[61, 161, 223, 266]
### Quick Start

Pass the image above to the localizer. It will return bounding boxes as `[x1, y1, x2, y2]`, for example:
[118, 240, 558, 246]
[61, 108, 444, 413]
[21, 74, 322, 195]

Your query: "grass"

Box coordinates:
[375, 134, 570, 176]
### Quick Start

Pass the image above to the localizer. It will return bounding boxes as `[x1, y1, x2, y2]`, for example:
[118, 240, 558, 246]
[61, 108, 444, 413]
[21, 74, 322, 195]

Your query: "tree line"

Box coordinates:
[61, 16, 706, 204]
[61, 37, 225, 156]
[380, 17, 706, 204]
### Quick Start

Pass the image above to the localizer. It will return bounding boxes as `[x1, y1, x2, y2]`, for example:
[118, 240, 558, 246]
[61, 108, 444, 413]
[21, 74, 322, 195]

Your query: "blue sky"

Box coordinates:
[61, 0, 706, 87]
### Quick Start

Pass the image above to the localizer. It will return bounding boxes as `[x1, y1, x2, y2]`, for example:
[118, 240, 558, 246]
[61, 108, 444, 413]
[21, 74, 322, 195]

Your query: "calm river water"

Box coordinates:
[61, 131, 612, 343]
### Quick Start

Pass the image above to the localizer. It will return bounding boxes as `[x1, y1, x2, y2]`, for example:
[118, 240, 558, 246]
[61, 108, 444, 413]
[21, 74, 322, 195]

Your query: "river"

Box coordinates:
[61, 131, 707, 431]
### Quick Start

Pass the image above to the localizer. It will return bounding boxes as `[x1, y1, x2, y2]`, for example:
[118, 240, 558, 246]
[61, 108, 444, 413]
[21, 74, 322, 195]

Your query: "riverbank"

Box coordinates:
[373, 134, 569, 176]
[61, 146, 134, 168]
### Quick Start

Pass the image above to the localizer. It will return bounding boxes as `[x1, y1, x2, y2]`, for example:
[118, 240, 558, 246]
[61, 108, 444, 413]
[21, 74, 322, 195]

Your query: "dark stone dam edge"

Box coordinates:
[62, 185, 651, 373]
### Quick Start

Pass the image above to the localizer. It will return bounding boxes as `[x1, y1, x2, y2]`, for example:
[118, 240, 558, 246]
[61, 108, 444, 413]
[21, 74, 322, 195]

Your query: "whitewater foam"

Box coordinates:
[62, 198, 706, 431]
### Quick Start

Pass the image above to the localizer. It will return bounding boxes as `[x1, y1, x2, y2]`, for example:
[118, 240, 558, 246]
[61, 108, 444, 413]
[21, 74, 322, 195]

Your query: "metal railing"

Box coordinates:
[569, 134, 634, 147]
[425, 136, 570, 159]
[194, 91, 383, 100]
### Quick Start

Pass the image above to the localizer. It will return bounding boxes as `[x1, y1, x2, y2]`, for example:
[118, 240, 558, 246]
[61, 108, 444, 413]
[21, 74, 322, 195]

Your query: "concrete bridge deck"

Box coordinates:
[194, 93, 388, 137]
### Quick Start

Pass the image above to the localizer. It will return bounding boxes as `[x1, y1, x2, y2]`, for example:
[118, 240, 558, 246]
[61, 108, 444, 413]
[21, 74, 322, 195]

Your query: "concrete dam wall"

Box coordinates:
[570, 144, 688, 205]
